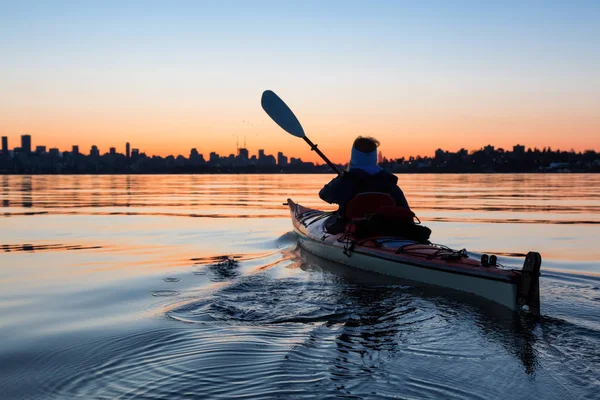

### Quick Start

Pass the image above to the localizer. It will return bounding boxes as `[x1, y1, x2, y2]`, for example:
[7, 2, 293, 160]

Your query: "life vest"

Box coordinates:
[345, 192, 416, 222]
[344, 193, 430, 241]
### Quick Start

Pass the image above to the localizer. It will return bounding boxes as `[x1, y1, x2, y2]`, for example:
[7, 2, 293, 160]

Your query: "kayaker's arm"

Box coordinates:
[391, 187, 410, 209]
[318, 176, 344, 204]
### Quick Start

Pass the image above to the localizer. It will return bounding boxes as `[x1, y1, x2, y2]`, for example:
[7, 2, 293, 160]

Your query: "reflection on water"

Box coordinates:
[1, 243, 104, 253]
[2, 175, 8, 208]
[1, 174, 600, 223]
[0, 174, 599, 399]
[298, 247, 540, 373]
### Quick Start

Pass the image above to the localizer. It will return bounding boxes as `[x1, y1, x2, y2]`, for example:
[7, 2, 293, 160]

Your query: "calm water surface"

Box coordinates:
[1, 174, 599, 399]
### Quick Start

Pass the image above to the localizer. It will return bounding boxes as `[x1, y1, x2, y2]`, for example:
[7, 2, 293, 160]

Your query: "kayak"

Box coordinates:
[287, 198, 541, 315]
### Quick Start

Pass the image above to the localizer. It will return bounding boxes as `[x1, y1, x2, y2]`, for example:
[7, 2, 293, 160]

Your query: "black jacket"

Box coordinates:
[319, 169, 410, 212]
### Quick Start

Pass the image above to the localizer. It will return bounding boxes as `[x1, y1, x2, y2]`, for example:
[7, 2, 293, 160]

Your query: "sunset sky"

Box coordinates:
[1, 1, 599, 163]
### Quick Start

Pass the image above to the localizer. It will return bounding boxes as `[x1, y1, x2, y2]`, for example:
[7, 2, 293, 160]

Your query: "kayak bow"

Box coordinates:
[288, 199, 541, 315]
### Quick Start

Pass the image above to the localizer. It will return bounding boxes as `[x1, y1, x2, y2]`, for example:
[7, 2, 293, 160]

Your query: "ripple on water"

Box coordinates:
[1, 243, 104, 253]
[27, 255, 596, 399]
[151, 290, 180, 297]
[19, 247, 599, 399]
[34, 324, 337, 399]
[168, 267, 518, 364]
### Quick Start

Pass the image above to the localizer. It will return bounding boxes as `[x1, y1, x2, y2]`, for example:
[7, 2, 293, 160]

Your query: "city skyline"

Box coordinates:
[0, 133, 317, 170]
[1, 2, 599, 163]
[2, 133, 599, 175]
[4, 133, 600, 164]
[0, 133, 306, 164]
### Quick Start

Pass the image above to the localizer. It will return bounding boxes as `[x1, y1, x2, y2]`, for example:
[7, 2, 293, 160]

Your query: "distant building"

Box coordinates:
[209, 152, 219, 164]
[90, 145, 100, 157]
[48, 148, 60, 157]
[131, 148, 139, 158]
[434, 148, 447, 160]
[126, 142, 130, 159]
[21, 135, 31, 153]
[109, 147, 116, 156]
[264, 154, 276, 166]
[175, 155, 187, 167]
[190, 148, 205, 165]
[513, 144, 525, 155]
[1, 136, 8, 156]
[35, 146, 47, 154]
[237, 147, 249, 161]
[277, 152, 288, 166]
[72, 145, 79, 155]
[257, 149, 275, 166]
[484, 145, 495, 154]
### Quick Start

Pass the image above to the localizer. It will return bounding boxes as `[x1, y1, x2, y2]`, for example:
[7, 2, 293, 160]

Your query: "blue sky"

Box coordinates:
[1, 1, 599, 160]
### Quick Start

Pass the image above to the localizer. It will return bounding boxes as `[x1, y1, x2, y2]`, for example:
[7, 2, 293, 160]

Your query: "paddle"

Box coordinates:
[261, 90, 342, 175]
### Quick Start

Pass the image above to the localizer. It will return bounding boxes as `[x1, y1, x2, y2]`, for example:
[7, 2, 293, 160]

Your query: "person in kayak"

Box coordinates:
[319, 136, 411, 233]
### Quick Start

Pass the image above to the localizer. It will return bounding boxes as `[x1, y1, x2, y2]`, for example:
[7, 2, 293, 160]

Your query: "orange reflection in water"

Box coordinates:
[1, 174, 600, 267]
[2, 174, 600, 220]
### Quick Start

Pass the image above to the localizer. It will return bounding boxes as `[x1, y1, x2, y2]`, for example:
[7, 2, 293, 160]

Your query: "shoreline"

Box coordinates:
[1, 170, 599, 176]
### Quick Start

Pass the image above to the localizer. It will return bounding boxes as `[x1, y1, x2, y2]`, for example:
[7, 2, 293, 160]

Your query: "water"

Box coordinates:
[1, 174, 599, 399]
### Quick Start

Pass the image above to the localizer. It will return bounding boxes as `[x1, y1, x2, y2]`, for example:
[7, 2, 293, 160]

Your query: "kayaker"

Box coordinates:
[319, 136, 410, 232]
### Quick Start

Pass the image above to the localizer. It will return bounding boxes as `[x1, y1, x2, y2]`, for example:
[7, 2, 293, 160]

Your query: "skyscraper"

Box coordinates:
[513, 144, 525, 155]
[237, 147, 249, 161]
[1, 136, 7, 156]
[277, 152, 288, 166]
[72, 145, 79, 155]
[109, 147, 116, 156]
[190, 148, 205, 165]
[126, 142, 130, 159]
[21, 135, 31, 153]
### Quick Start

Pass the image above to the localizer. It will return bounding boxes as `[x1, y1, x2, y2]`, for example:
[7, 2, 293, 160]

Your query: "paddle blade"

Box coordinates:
[261, 90, 305, 138]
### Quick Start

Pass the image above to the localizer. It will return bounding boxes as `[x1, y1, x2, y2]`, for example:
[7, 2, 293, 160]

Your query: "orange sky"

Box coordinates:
[1, 91, 598, 164]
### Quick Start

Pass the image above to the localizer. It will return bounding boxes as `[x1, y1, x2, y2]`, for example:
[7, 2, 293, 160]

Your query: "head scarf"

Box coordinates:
[349, 146, 382, 175]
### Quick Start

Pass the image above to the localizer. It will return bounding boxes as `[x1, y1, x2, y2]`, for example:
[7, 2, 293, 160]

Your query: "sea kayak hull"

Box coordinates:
[288, 199, 541, 314]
